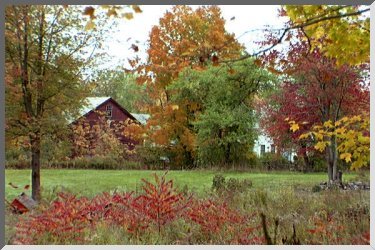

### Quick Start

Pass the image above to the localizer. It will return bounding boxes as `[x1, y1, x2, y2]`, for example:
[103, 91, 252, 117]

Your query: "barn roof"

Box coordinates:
[130, 113, 150, 125]
[80, 97, 111, 117]
[69, 97, 149, 125]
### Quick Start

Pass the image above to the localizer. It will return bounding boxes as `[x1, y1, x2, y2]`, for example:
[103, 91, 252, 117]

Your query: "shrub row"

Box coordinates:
[10, 173, 370, 245]
[5, 156, 143, 170]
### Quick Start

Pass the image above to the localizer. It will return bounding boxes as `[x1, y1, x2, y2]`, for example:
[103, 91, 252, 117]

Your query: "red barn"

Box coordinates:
[70, 97, 149, 157]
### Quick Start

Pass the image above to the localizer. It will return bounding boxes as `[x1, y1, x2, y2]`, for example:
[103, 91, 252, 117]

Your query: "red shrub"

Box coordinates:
[14, 193, 93, 244]
[186, 199, 242, 233]
[131, 173, 191, 233]
[351, 231, 370, 245]
[12, 173, 265, 244]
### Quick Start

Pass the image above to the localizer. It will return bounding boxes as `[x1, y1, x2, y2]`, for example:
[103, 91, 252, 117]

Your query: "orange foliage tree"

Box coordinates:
[131, 6, 244, 166]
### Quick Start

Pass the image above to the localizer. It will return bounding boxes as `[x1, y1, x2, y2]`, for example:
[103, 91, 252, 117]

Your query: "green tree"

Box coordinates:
[5, 5, 109, 200]
[170, 59, 274, 165]
[132, 5, 244, 166]
[91, 69, 149, 113]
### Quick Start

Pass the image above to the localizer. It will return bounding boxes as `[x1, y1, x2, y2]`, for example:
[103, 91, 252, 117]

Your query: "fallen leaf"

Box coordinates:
[83, 6, 95, 19]
[123, 12, 134, 20]
[131, 44, 139, 52]
[132, 5, 142, 13]
[9, 182, 18, 189]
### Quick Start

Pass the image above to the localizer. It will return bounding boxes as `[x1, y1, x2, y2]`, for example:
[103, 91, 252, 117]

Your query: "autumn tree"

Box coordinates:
[231, 5, 369, 66]
[5, 5, 110, 200]
[132, 5, 244, 166]
[283, 5, 369, 65]
[259, 39, 369, 180]
[297, 114, 369, 171]
[170, 58, 274, 165]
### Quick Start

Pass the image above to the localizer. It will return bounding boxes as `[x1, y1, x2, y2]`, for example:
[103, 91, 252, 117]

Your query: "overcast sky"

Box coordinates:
[96, 5, 288, 70]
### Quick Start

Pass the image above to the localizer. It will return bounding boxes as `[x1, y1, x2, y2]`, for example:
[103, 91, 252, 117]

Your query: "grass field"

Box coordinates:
[5, 169, 361, 200]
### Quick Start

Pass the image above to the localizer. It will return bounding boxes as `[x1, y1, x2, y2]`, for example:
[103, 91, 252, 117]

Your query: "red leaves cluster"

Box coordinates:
[351, 231, 370, 245]
[259, 39, 369, 155]
[187, 199, 241, 233]
[11, 174, 369, 244]
[306, 211, 346, 245]
[133, 174, 190, 232]
[13, 173, 264, 244]
[14, 193, 93, 244]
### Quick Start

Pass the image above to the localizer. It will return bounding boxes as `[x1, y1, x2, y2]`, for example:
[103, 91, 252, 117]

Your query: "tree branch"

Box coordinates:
[220, 7, 370, 64]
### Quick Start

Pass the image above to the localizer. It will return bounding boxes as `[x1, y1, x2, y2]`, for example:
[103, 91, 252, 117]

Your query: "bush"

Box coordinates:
[212, 174, 226, 191]
[5, 159, 30, 169]
[258, 153, 291, 171]
[212, 174, 252, 194]
[312, 185, 322, 193]
[226, 178, 253, 193]
[135, 144, 177, 170]
[52, 156, 143, 170]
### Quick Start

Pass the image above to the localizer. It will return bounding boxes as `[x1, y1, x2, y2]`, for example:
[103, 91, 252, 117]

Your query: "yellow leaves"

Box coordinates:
[290, 123, 299, 132]
[299, 133, 310, 140]
[340, 153, 352, 163]
[132, 5, 142, 13]
[334, 127, 346, 135]
[284, 5, 369, 65]
[171, 105, 179, 110]
[314, 131, 323, 141]
[83, 5, 142, 31]
[313, 125, 322, 130]
[106, 8, 118, 17]
[358, 135, 370, 145]
[123, 12, 134, 20]
[287, 120, 299, 132]
[300, 114, 369, 170]
[314, 141, 330, 152]
[323, 120, 333, 128]
[341, 116, 349, 123]
[84, 20, 95, 31]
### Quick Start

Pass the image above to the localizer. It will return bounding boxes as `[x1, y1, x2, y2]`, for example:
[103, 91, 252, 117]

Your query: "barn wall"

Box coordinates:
[72, 99, 140, 156]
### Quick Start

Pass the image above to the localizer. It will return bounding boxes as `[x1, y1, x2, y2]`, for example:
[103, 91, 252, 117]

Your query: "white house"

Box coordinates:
[253, 133, 275, 156]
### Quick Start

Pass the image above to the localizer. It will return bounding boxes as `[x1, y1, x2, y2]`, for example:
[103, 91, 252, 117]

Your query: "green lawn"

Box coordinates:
[5, 169, 359, 200]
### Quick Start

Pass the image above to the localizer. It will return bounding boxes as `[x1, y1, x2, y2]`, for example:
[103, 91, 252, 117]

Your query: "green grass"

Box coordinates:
[5, 169, 360, 200]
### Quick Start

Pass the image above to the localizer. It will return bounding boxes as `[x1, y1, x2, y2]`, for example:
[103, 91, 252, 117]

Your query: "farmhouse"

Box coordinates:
[70, 97, 149, 156]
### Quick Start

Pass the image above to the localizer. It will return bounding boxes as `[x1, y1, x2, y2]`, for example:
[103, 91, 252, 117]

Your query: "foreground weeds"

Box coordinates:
[7, 173, 370, 245]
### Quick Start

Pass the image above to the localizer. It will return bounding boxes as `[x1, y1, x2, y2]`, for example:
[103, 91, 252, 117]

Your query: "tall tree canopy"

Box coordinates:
[132, 5, 244, 165]
[170, 59, 274, 165]
[259, 38, 369, 180]
[5, 5, 109, 200]
[283, 5, 369, 65]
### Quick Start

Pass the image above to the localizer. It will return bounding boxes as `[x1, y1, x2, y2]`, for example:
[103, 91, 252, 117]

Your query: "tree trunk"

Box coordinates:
[331, 136, 338, 181]
[301, 143, 310, 172]
[325, 136, 338, 184]
[225, 143, 231, 164]
[30, 131, 41, 201]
